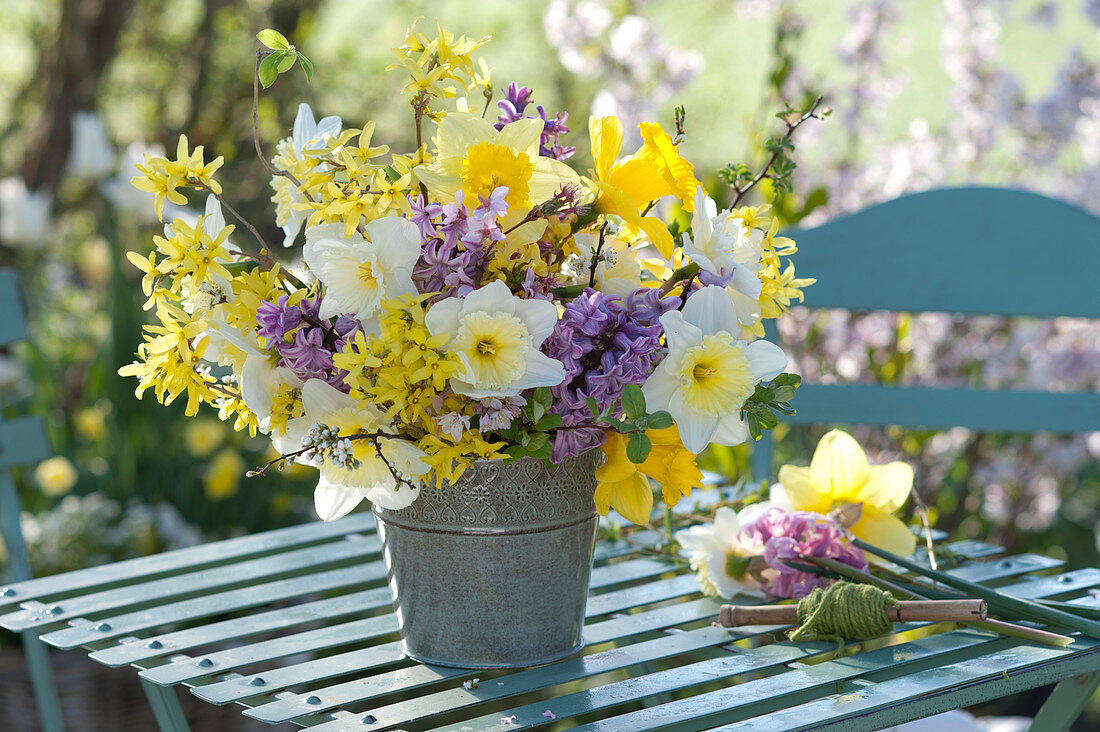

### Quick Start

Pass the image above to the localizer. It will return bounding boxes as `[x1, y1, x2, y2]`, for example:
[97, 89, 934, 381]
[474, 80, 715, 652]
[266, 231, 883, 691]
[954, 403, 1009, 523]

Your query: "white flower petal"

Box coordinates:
[682, 285, 740, 337]
[658, 310, 703, 356]
[672, 405, 720, 454]
[314, 474, 366, 521]
[366, 476, 421, 511]
[705, 547, 744, 599]
[302, 378, 357, 420]
[641, 360, 679, 412]
[305, 222, 354, 245]
[710, 413, 750, 447]
[292, 104, 318, 151]
[675, 524, 720, 559]
[511, 298, 560, 345]
[425, 297, 464, 341]
[513, 351, 567, 390]
[461, 280, 516, 316]
[744, 339, 788, 382]
[380, 439, 432, 479]
[314, 114, 342, 144]
[272, 416, 309, 454]
[366, 216, 423, 271]
[712, 506, 742, 542]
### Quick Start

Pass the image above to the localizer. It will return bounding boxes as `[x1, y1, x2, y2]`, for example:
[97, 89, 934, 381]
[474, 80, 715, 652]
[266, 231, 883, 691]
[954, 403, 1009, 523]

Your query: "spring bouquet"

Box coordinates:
[120, 22, 815, 526]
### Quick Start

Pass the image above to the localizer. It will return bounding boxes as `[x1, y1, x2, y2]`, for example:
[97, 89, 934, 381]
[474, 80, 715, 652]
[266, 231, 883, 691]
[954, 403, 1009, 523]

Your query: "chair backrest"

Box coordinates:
[751, 186, 1100, 480]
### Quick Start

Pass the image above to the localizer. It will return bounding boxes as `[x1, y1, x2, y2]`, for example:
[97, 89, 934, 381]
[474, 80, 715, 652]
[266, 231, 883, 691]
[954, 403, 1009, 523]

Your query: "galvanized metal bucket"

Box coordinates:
[372, 452, 600, 669]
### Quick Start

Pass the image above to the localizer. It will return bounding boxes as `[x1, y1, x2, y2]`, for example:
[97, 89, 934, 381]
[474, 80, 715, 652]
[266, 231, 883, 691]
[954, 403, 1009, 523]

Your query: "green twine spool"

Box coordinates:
[788, 581, 901, 645]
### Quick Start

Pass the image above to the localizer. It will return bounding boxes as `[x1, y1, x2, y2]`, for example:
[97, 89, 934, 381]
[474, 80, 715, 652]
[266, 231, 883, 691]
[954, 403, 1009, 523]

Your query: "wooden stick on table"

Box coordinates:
[720, 599, 988, 627]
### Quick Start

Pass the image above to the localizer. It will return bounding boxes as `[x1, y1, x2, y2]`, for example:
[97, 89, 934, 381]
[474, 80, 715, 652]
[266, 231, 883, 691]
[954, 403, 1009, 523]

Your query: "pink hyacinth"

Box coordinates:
[740, 507, 868, 599]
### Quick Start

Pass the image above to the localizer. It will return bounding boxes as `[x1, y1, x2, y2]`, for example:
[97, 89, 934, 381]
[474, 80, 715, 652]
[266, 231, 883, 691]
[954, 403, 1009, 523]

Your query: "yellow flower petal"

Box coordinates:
[776, 464, 833, 514]
[596, 432, 636, 483]
[809, 429, 871, 502]
[857, 462, 914, 514]
[594, 471, 654, 525]
[851, 509, 917, 557]
[589, 116, 624, 182]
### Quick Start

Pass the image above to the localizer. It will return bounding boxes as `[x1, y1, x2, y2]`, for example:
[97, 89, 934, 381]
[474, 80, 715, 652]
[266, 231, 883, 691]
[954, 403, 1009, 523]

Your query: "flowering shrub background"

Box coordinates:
[0, 0, 1096, 604]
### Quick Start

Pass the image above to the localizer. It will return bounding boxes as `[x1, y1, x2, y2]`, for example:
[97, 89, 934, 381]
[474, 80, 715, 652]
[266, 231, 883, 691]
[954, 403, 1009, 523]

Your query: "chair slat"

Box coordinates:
[788, 383, 1100, 434]
[2, 534, 381, 634]
[711, 642, 1100, 731]
[0, 512, 377, 611]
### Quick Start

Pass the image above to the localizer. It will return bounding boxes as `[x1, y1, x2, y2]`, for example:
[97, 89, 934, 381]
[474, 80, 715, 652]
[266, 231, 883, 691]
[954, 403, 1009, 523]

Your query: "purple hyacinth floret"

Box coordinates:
[255, 294, 357, 390]
[542, 287, 679, 462]
[740, 508, 868, 599]
[495, 82, 575, 161]
[256, 294, 304, 342]
[411, 186, 541, 303]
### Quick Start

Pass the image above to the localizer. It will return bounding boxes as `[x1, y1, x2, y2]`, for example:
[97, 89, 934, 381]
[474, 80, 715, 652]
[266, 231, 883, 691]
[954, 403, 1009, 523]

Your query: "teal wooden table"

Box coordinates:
[2, 511, 1100, 731]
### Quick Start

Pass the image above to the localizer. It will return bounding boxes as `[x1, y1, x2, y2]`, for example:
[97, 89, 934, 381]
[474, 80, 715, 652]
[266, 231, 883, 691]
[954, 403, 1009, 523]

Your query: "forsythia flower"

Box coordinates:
[772, 429, 916, 556]
[131, 134, 223, 220]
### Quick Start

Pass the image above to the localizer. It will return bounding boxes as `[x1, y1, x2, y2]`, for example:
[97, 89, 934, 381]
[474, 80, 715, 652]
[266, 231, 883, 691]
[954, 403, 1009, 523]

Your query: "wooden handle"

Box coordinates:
[719, 599, 987, 627]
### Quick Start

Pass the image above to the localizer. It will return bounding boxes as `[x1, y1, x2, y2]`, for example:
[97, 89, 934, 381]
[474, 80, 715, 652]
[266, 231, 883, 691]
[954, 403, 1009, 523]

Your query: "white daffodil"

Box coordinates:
[0, 177, 52, 250]
[676, 505, 769, 599]
[272, 103, 342, 247]
[273, 379, 431, 519]
[425, 280, 567, 399]
[66, 111, 115, 179]
[303, 217, 421, 330]
[682, 186, 764, 327]
[643, 285, 787, 454]
[571, 231, 643, 298]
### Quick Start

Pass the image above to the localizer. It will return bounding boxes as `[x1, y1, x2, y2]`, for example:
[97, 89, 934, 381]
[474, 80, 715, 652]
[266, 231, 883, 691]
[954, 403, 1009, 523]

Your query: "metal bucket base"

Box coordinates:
[400, 637, 586, 669]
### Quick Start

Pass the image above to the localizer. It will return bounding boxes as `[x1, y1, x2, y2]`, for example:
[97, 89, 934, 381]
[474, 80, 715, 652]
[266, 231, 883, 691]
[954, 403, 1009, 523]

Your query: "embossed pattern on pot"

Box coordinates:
[373, 452, 601, 668]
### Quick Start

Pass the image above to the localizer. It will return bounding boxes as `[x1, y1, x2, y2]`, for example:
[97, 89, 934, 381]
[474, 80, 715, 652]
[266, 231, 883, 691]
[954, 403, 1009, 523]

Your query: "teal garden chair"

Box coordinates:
[0, 268, 65, 730]
[750, 185, 1100, 477]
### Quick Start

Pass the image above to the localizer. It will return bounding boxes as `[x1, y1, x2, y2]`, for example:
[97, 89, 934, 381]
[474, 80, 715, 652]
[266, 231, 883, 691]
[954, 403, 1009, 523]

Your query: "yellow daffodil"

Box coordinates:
[415, 112, 580, 212]
[595, 426, 704, 525]
[773, 429, 916, 556]
[587, 116, 699, 258]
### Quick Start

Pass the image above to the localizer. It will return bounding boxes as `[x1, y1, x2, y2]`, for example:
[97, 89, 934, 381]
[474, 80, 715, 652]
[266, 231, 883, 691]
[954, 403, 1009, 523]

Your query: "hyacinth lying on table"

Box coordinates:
[120, 22, 812, 524]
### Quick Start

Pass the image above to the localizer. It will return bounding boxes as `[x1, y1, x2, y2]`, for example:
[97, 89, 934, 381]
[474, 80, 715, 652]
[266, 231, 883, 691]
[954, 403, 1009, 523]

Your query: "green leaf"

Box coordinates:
[274, 50, 297, 74]
[535, 413, 562, 431]
[527, 432, 549, 453]
[503, 445, 527, 462]
[757, 409, 779, 431]
[771, 385, 796, 402]
[534, 386, 553, 409]
[585, 396, 600, 417]
[645, 410, 673, 430]
[621, 384, 645, 420]
[256, 29, 290, 50]
[626, 433, 652, 464]
[298, 52, 314, 82]
[745, 413, 762, 441]
[258, 53, 280, 89]
[529, 399, 545, 424]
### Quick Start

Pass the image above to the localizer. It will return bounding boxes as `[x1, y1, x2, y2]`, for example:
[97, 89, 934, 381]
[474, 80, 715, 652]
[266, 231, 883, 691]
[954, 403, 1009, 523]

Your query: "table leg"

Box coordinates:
[1026, 671, 1100, 732]
[140, 678, 192, 732]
